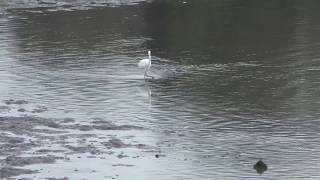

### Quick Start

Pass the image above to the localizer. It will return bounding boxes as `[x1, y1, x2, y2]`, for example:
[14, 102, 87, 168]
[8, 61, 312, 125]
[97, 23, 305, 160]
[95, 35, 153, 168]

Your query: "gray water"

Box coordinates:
[1, 0, 320, 179]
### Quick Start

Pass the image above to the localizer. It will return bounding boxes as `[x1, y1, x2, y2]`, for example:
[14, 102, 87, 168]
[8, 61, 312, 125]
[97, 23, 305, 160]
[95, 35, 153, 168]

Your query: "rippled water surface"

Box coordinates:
[1, 0, 320, 179]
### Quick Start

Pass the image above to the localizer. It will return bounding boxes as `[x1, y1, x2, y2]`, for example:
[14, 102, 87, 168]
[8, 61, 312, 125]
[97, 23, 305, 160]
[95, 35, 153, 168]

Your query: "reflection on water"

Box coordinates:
[1, 0, 320, 179]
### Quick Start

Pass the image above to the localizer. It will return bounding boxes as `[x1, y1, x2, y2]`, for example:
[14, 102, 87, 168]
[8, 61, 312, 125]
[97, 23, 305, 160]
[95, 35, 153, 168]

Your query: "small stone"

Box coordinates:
[254, 159, 268, 174]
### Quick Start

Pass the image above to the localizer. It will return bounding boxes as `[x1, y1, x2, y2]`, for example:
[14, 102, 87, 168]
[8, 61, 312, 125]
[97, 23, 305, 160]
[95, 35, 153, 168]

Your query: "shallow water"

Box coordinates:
[1, 0, 320, 179]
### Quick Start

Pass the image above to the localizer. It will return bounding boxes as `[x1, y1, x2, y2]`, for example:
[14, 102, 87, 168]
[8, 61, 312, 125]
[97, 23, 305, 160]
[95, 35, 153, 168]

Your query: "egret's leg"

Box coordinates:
[144, 65, 153, 79]
[144, 68, 148, 79]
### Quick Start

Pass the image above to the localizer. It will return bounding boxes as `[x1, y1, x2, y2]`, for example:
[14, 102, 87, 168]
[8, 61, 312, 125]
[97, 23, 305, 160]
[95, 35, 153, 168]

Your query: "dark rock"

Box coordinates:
[254, 159, 268, 174]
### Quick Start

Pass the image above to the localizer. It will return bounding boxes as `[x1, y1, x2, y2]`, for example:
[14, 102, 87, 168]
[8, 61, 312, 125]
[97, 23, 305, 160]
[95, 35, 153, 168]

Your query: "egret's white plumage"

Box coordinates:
[138, 51, 152, 79]
[138, 58, 149, 67]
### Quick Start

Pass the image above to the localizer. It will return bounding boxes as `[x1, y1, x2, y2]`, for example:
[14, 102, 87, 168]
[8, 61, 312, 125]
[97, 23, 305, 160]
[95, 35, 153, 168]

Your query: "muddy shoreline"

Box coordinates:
[0, 99, 157, 179]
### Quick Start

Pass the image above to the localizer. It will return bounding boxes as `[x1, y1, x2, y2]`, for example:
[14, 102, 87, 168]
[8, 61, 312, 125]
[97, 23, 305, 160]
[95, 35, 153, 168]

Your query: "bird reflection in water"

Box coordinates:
[138, 82, 152, 105]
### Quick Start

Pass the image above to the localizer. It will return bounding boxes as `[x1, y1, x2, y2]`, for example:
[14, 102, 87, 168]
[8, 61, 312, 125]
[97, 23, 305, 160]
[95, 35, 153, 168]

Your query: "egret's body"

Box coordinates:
[138, 51, 152, 79]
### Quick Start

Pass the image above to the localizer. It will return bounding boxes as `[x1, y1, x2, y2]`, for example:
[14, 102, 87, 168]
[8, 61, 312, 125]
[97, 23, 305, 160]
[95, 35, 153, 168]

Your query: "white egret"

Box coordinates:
[138, 51, 153, 79]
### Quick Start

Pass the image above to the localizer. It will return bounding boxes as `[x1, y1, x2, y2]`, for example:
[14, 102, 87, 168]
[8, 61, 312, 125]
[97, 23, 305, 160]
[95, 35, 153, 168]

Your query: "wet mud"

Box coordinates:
[0, 99, 154, 179]
[0, 167, 37, 179]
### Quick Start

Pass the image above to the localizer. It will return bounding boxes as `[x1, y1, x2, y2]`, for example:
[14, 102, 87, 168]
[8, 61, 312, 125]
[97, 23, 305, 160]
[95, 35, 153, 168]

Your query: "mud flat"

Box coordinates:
[0, 100, 157, 179]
